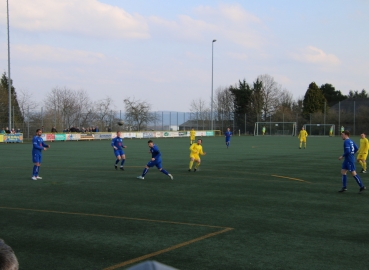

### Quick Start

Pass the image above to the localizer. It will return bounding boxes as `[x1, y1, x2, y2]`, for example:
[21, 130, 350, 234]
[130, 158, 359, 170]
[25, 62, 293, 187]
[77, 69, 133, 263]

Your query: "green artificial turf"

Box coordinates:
[1, 135, 369, 270]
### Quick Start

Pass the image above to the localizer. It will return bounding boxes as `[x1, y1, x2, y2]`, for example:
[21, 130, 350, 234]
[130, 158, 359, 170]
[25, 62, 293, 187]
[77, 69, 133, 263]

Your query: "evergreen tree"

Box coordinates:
[0, 72, 24, 126]
[320, 83, 347, 107]
[302, 82, 327, 118]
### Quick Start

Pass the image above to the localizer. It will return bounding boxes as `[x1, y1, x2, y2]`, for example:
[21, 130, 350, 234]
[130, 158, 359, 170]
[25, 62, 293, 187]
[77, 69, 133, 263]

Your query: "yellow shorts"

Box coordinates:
[299, 139, 306, 143]
[190, 154, 200, 161]
[357, 154, 367, 161]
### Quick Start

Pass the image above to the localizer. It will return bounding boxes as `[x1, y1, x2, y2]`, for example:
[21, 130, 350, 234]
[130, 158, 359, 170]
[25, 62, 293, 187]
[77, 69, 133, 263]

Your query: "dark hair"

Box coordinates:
[148, 140, 153, 144]
[197, 139, 202, 142]
[342, 130, 350, 136]
[36, 129, 41, 133]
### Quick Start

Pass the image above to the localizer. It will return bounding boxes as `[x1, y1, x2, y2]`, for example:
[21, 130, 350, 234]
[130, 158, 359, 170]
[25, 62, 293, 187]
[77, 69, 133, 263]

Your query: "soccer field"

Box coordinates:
[1, 136, 369, 270]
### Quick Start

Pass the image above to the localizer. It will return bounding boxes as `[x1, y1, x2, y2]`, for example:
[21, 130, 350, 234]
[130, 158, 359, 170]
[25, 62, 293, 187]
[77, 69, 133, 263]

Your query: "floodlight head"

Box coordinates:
[213, 39, 217, 42]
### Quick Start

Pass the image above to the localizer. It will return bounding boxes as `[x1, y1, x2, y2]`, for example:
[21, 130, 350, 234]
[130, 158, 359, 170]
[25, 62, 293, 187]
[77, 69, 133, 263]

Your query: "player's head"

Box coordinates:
[116, 131, 121, 137]
[301, 127, 305, 130]
[148, 140, 154, 147]
[191, 127, 194, 130]
[361, 133, 366, 138]
[227, 127, 230, 131]
[341, 130, 350, 139]
[197, 139, 202, 144]
[35, 129, 42, 136]
[0, 239, 19, 270]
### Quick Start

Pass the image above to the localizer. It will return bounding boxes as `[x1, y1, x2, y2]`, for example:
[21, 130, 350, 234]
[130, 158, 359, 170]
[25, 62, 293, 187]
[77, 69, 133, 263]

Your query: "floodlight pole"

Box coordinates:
[211, 39, 216, 131]
[7, 0, 12, 130]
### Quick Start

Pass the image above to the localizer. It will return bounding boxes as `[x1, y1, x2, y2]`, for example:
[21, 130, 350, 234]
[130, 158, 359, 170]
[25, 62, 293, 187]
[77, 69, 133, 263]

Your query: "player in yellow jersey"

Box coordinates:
[329, 125, 333, 137]
[262, 126, 266, 136]
[298, 127, 308, 149]
[357, 133, 369, 173]
[188, 139, 206, 172]
[189, 127, 196, 145]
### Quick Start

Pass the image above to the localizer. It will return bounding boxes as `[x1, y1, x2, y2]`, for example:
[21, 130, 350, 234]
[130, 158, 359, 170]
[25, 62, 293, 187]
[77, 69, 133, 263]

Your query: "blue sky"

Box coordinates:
[0, 0, 368, 112]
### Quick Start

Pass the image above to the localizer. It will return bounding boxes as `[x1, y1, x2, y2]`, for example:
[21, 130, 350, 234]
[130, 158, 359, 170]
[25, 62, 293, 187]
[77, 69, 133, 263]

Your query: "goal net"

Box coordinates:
[254, 122, 297, 136]
[303, 124, 335, 136]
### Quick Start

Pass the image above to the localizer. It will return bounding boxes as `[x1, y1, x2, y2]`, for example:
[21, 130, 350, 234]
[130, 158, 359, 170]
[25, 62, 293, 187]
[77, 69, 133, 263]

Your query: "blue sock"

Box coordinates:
[32, 165, 37, 176]
[142, 168, 149, 176]
[161, 169, 169, 175]
[35, 166, 40, 176]
[121, 159, 125, 166]
[354, 175, 363, 187]
[342, 175, 347, 188]
[115, 159, 119, 165]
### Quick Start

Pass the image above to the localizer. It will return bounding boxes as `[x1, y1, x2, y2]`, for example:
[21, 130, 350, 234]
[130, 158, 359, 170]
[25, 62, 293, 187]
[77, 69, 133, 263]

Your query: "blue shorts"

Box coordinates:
[114, 150, 124, 157]
[32, 153, 42, 163]
[342, 160, 356, 172]
[146, 159, 162, 169]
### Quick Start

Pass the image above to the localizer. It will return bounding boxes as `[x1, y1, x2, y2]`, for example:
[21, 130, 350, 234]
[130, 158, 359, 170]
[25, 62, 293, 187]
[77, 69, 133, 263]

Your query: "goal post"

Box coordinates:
[254, 122, 297, 136]
[303, 124, 335, 136]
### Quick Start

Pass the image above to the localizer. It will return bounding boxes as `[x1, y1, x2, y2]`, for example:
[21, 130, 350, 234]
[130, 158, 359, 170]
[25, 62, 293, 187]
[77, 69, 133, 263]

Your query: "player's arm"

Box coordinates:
[151, 147, 161, 160]
[42, 142, 50, 148]
[111, 138, 117, 149]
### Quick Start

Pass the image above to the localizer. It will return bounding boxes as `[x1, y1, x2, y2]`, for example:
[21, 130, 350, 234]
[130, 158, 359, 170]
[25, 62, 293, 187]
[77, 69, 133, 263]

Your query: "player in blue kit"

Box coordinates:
[137, 140, 173, 180]
[338, 130, 366, 193]
[224, 127, 232, 148]
[112, 131, 127, 170]
[31, 129, 50, 180]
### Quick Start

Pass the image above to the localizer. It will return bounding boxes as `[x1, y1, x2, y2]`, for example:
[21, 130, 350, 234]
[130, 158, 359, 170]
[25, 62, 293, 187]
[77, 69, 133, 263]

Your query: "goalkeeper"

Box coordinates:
[188, 139, 206, 172]
[357, 133, 369, 173]
[298, 127, 308, 149]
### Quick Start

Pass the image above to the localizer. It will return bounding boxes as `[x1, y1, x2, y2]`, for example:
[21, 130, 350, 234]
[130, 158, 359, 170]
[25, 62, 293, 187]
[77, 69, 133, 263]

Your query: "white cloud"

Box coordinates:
[291, 46, 340, 66]
[0, 0, 149, 39]
[149, 4, 264, 48]
[12, 44, 106, 65]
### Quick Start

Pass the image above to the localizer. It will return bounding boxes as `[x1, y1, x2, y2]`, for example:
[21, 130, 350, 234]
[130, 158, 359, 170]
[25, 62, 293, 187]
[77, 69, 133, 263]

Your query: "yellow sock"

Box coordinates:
[363, 161, 367, 171]
[189, 160, 194, 169]
[299, 142, 302, 148]
[195, 162, 200, 169]
[304, 143, 307, 148]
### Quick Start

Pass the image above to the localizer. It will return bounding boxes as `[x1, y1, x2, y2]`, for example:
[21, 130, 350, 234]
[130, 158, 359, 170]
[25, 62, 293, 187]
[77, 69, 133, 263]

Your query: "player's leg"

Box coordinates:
[114, 150, 121, 170]
[158, 163, 173, 179]
[137, 162, 153, 179]
[194, 157, 201, 171]
[339, 168, 348, 192]
[189, 157, 194, 171]
[350, 164, 365, 191]
[357, 155, 365, 172]
[303, 139, 306, 149]
[363, 156, 367, 172]
[299, 140, 302, 149]
[120, 153, 126, 170]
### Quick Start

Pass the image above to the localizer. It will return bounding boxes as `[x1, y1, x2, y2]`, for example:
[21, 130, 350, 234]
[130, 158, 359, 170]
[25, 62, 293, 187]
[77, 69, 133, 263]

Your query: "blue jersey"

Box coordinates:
[342, 139, 358, 163]
[111, 136, 124, 150]
[32, 136, 48, 155]
[225, 131, 232, 141]
[150, 145, 162, 161]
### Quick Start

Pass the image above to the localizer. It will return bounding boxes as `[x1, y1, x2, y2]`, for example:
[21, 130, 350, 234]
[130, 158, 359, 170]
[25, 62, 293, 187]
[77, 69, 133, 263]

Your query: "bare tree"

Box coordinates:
[124, 97, 157, 131]
[190, 98, 210, 129]
[17, 89, 38, 122]
[214, 86, 234, 129]
[93, 97, 115, 130]
[257, 74, 282, 119]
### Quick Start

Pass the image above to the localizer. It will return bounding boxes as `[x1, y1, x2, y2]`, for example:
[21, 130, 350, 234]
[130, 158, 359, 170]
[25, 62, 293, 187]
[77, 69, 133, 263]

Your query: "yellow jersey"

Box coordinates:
[189, 143, 204, 157]
[359, 138, 369, 155]
[190, 130, 196, 140]
[298, 130, 308, 139]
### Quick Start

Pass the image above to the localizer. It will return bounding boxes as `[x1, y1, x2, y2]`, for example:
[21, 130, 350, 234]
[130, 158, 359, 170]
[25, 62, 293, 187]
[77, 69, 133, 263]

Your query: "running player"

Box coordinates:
[338, 130, 366, 193]
[31, 129, 50, 180]
[298, 127, 308, 149]
[112, 131, 127, 170]
[188, 139, 206, 172]
[262, 126, 266, 136]
[224, 127, 232, 148]
[190, 127, 196, 145]
[137, 140, 173, 180]
[357, 132, 369, 173]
